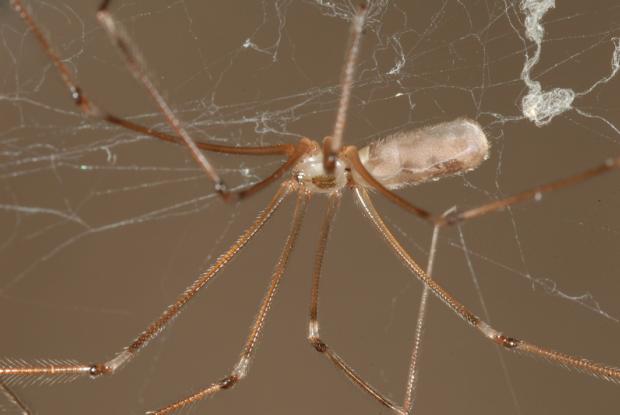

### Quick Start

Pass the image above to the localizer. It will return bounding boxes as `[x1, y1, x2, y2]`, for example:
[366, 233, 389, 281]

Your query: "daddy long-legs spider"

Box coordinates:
[1, 1, 620, 414]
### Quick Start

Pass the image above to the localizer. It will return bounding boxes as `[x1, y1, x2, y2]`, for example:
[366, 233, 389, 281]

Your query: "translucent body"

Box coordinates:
[358, 118, 489, 189]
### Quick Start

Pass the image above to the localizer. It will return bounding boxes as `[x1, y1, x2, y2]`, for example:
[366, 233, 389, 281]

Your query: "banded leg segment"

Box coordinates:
[148, 188, 310, 415]
[0, 182, 294, 383]
[355, 186, 620, 385]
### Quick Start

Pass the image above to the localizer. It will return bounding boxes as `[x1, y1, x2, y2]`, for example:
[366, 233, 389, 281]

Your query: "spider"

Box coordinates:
[2, 1, 620, 414]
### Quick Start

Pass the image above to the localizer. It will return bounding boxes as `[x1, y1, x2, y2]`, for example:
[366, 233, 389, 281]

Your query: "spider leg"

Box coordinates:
[0, 383, 31, 415]
[0, 181, 294, 385]
[11, 0, 224, 197]
[307, 191, 403, 414]
[437, 155, 620, 226]
[96, 0, 253, 198]
[402, 218, 441, 414]
[103, 113, 295, 157]
[324, 4, 368, 172]
[355, 186, 620, 385]
[307, 192, 443, 414]
[11, 0, 298, 201]
[346, 145, 620, 228]
[94, 117, 311, 200]
[103, 112, 308, 200]
[148, 187, 310, 415]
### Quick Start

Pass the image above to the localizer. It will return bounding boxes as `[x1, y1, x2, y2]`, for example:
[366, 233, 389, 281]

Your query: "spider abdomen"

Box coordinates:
[358, 118, 489, 189]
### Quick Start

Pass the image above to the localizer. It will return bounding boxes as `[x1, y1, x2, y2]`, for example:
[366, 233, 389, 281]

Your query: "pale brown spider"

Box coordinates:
[2, 1, 620, 414]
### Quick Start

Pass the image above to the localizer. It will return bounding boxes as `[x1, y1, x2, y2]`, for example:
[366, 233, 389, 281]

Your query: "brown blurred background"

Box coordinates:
[1, 1, 619, 414]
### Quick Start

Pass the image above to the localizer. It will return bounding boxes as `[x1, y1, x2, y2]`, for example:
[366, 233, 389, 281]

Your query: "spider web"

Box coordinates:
[0, 1, 619, 414]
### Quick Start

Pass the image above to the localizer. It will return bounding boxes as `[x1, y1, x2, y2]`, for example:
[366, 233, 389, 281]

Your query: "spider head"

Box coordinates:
[293, 142, 349, 194]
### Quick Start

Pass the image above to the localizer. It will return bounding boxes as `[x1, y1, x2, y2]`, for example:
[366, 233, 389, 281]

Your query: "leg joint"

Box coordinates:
[218, 375, 240, 390]
[496, 335, 520, 349]
[308, 336, 328, 353]
[88, 363, 111, 378]
[232, 356, 250, 380]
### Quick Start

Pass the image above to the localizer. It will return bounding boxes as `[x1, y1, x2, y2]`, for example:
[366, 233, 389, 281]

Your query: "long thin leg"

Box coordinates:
[149, 188, 310, 415]
[0, 181, 295, 384]
[355, 186, 620, 386]
[324, 5, 367, 172]
[102, 116, 309, 201]
[95, 0, 239, 197]
[308, 191, 406, 414]
[308, 195, 447, 414]
[456, 224, 523, 413]
[346, 144, 620, 227]
[14, 0, 290, 157]
[0, 383, 31, 415]
[436, 155, 620, 226]
[402, 217, 442, 414]
[98, 118, 311, 200]
[105, 112, 294, 157]
[11, 0, 297, 200]
[11, 0, 226, 197]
